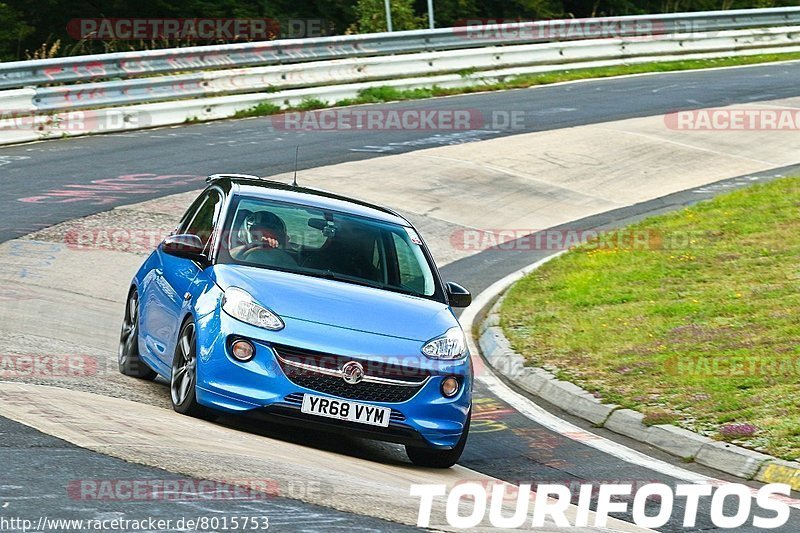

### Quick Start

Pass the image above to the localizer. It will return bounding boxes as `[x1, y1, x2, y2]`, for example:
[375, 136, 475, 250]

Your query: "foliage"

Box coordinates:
[232, 101, 281, 119]
[0, 2, 33, 60]
[0, 0, 797, 61]
[352, 0, 426, 32]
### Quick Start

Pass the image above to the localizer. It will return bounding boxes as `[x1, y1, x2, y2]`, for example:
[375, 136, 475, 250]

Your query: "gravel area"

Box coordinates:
[0, 332, 172, 410]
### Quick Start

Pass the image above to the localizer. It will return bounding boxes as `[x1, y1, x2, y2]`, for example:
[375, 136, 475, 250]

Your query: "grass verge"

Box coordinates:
[233, 51, 800, 118]
[500, 177, 800, 461]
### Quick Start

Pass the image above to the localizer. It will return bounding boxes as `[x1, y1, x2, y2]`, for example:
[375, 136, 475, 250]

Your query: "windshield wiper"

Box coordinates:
[311, 270, 418, 296]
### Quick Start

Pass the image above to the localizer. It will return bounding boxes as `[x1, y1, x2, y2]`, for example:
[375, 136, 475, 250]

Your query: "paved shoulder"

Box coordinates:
[0, 415, 418, 532]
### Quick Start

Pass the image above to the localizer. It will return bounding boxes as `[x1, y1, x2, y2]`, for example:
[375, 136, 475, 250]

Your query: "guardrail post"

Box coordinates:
[385, 0, 394, 32]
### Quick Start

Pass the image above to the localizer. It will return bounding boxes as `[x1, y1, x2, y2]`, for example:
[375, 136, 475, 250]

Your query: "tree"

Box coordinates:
[415, 0, 481, 27]
[352, 0, 426, 33]
[0, 2, 33, 61]
[1, 0, 796, 61]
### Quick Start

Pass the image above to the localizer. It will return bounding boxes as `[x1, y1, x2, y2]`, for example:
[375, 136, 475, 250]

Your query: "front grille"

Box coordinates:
[273, 344, 429, 404]
[282, 366, 421, 402]
[273, 344, 430, 382]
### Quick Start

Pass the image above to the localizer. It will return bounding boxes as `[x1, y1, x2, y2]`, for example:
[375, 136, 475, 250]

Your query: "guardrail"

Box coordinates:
[1, 7, 799, 90]
[0, 7, 799, 145]
[11, 24, 798, 113]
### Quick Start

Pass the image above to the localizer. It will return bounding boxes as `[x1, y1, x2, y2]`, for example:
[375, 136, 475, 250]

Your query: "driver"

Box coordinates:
[230, 211, 288, 259]
[248, 211, 287, 250]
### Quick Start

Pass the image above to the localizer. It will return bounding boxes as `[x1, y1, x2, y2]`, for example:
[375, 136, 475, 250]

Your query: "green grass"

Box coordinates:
[232, 101, 281, 119]
[230, 97, 325, 119]
[500, 177, 800, 461]
[334, 86, 438, 107]
[231, 51, 800, 118]
[295, 97, 328, 111]
[499, 52, 800, 89]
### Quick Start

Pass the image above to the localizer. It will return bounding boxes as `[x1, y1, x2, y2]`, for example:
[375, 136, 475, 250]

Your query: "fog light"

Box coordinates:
[231, 339, 255, 362]
[441, 376, 460, 398]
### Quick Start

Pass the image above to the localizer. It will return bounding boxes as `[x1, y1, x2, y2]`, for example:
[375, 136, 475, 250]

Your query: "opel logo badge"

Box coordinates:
[341, 361, 364, 385]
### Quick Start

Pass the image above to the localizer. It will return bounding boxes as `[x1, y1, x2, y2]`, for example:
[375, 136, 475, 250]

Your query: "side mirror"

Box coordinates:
[162, 234, 205, 260]
[446, 282, 472, 308]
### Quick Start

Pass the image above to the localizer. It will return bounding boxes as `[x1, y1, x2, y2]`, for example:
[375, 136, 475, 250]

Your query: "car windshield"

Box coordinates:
[217, 196, 439, 299]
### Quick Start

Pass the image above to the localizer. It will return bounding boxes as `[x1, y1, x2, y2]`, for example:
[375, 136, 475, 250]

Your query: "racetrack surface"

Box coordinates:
[2, 62, 800, 531]
[2, 61, 799, 242]
[0, 416, 421, 532]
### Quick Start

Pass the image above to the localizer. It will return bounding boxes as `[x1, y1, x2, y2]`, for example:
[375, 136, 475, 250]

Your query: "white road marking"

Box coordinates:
[0, 155, 30, 167]
[459, 255, 800, 510]
[531, 107, 577, 114]
[349, 130, 499, 153]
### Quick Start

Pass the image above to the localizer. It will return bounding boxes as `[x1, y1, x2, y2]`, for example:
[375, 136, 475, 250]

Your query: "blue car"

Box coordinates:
[119, 174, 473, 467]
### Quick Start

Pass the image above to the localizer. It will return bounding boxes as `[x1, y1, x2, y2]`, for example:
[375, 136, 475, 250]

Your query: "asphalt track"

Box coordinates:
[2, 61, 800, 242]
[0, 416, 419, 532]
[2, 62, 800, 531]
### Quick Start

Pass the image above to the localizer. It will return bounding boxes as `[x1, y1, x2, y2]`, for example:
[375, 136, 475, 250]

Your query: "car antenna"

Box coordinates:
[292, 146, 299, 187]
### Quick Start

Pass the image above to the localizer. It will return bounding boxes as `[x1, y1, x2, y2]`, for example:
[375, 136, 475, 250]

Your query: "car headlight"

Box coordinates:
[222, 287, 284, 331]
[422, 327, 467, 360]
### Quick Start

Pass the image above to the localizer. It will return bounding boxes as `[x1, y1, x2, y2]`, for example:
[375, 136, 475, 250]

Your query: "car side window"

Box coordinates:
[175, 195, 204, 235]
[391, 233, 429, 295]
[184, 190, 222, 251]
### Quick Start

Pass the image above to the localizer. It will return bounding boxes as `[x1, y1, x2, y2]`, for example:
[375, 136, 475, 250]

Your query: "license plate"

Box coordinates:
[300, 394, 391, 428]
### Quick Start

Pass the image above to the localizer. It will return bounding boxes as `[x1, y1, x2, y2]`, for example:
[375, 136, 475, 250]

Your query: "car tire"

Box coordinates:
[118, 289, 157, 380]
[405, 410, 470, 468]
[170, 319, 212, 419]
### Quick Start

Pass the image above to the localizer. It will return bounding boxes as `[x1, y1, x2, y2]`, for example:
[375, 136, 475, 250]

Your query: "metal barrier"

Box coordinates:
[0, 7, 799, 90]
[0, 8, 799, 145]
[17, 25, 800, 112]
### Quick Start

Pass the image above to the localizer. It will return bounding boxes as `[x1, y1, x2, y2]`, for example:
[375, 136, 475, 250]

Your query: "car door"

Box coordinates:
[140, 189, 223, 370]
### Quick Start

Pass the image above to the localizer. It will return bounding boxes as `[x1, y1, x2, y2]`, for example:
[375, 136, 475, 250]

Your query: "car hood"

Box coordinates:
[209, 265, 456, 342]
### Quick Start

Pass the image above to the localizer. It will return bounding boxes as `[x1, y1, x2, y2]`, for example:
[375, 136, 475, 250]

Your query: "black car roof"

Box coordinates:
[206, 174, 410, 226]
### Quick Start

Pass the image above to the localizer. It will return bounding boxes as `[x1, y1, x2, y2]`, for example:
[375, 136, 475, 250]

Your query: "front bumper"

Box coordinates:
[194, 311, 472, 449]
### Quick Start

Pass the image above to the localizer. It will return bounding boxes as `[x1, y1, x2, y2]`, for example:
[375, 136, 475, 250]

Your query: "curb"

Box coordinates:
[478, 290, 800, 491]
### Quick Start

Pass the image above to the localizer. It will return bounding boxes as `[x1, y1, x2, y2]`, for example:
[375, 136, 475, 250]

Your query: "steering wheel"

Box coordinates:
[240, 239, 276, 254]
[241, 245, 296, 267]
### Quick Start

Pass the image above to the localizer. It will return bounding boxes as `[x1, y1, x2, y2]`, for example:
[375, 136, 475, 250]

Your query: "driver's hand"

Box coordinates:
[261, 236, 279, 249]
